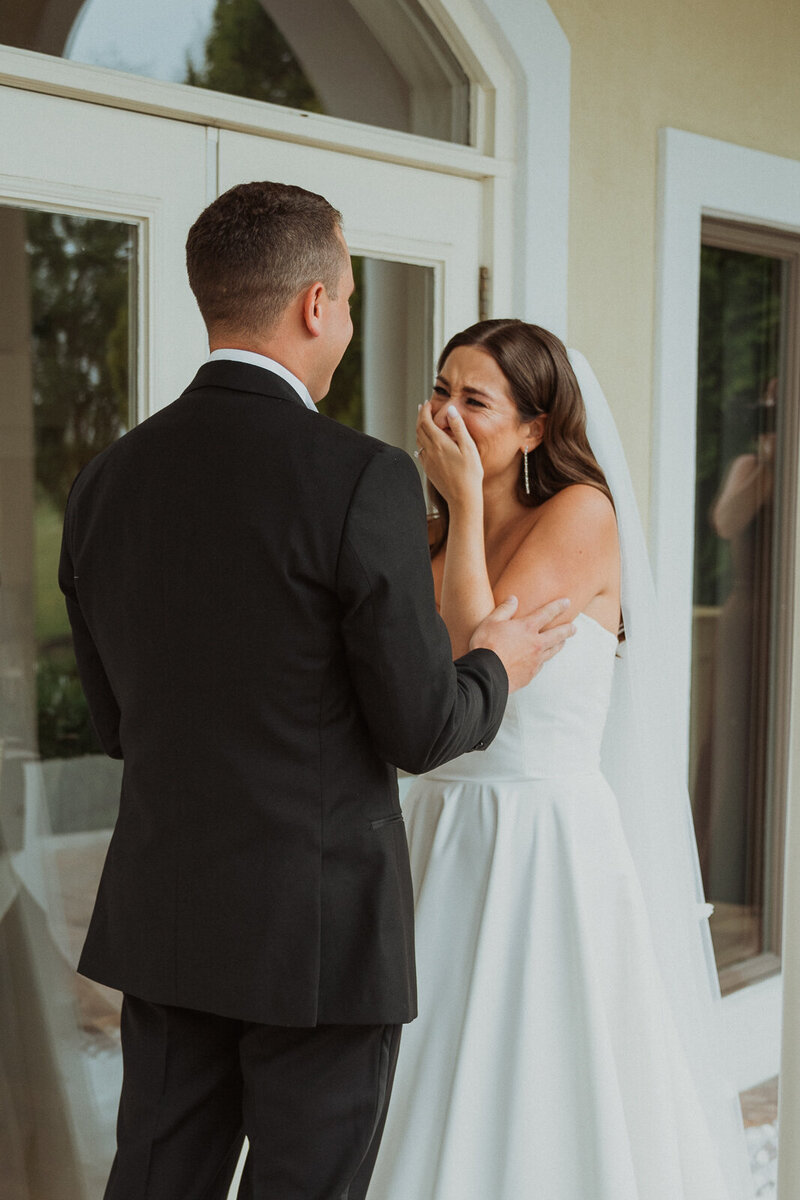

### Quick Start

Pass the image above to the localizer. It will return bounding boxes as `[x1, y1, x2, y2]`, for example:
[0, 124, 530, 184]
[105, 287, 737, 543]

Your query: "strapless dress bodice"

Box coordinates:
[426, 612, 617, 782]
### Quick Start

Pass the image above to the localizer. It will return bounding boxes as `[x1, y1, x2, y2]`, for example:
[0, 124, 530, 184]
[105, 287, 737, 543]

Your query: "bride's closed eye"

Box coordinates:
[432, 385, 450, 398]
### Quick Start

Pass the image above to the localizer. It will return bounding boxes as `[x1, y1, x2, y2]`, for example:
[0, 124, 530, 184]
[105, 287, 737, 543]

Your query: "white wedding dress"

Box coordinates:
[369, 612, 737, 1200]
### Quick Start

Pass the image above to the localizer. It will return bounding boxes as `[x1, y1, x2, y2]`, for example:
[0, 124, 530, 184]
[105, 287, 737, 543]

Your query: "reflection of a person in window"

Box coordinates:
[712, 378, 776, 541]
[703, 378, 776, 908]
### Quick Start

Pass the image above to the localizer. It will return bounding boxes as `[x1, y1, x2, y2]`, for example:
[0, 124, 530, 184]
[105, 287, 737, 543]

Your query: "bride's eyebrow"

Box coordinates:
[436, 373, 493, 401]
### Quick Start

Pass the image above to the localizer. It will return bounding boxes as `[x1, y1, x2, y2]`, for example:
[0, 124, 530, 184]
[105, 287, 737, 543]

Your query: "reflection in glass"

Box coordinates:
[1, 0, 470, 143]
[320, 256, 434, 460]
[689, 239, 786, 975]
[0, 205, 134, 1195]
[184, 0, 326, 113]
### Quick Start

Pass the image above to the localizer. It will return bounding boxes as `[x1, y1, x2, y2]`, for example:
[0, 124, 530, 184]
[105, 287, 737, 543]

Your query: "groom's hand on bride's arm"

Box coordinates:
[469, 596, 574, 693]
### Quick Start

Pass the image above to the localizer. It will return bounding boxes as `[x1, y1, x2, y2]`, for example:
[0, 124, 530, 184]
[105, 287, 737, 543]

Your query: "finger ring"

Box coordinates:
[414, 447, 424, 458]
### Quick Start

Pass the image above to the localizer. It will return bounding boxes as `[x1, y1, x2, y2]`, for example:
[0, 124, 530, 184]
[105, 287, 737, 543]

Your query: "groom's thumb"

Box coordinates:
[487, 594, 518, 622]
[469, 595, 518, 659]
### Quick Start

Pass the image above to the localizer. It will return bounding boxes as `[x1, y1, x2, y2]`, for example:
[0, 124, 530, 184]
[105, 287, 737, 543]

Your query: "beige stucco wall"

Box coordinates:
[547, 0, 800, 518]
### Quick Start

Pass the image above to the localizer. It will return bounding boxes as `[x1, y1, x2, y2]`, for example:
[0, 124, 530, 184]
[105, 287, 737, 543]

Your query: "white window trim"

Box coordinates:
[0, 0, 571, 334]
[0, 43, 501, 176]
[651, 127, 800, 767]
[466, 0, 570, 332]
[652, 127, 800, 1087]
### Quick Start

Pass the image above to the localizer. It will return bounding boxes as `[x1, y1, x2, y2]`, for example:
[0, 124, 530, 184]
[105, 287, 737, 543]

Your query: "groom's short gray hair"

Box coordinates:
[186, 180, 347, 338]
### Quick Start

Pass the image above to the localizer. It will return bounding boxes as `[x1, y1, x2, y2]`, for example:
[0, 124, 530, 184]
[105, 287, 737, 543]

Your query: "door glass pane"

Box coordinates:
[2, 0, 471, 143]
[321, 255, 435, 459]
[0, 204, 135, 1194]
[689, 235, 788, 977]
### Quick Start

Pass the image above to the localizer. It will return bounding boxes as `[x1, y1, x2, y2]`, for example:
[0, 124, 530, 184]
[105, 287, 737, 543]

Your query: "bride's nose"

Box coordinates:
[431, 400, 451, 429]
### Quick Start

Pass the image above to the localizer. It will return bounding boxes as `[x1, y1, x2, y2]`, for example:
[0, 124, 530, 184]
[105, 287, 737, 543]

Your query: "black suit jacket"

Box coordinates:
[59, 361, 507, 1026]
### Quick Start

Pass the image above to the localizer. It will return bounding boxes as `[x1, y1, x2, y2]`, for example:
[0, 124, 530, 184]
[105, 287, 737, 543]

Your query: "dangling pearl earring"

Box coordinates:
[523, 446, 531, 496]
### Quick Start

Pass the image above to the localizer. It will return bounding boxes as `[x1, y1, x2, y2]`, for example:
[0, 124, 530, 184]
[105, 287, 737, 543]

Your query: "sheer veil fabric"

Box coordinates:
[568, 350, 754, 1199]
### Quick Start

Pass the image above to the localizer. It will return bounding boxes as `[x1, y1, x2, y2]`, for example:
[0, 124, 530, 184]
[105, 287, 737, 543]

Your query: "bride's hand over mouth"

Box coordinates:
[416, 400, 483, 508]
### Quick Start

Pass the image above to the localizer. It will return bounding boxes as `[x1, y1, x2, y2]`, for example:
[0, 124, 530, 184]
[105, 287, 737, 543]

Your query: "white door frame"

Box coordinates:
[651, 128, 800, 768]
[651, 127, 800, 1088]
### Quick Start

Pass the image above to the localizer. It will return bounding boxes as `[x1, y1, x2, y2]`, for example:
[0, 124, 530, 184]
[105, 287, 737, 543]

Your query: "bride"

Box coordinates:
[369, 320, 754, 1200]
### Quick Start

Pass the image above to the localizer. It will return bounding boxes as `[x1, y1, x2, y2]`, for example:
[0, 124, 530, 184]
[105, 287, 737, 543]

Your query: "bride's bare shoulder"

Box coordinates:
[502, 484, 618, 586]
[495, 484, 619, 621]
[538, 482, 615, 521]
[527, 483, 617, 544]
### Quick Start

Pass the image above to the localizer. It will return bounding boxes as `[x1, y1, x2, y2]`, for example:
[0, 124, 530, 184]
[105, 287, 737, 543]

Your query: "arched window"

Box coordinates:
[2, 0, 472, 143]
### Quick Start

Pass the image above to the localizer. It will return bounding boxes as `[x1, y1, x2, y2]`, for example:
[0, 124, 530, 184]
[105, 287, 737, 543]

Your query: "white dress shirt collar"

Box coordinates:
[207, 348, 318, 413]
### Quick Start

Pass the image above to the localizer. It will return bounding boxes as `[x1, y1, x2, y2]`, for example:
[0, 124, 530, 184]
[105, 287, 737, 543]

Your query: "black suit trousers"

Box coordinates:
[105, 996, 402, 1200]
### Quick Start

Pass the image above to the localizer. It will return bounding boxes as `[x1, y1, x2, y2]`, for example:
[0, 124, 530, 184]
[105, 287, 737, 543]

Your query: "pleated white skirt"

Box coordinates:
[369, 773, 733, 1200]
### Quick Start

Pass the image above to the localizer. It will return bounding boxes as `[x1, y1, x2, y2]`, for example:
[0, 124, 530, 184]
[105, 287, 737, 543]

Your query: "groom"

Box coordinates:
[60, 181, 572, 1199]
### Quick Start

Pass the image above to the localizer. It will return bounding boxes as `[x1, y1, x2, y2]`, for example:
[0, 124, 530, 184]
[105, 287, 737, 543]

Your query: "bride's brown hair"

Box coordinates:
[428, 319, 613, 558]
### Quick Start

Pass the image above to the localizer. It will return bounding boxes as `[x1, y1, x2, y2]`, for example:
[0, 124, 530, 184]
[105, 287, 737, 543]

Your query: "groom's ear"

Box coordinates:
[301, 281, 326, 338]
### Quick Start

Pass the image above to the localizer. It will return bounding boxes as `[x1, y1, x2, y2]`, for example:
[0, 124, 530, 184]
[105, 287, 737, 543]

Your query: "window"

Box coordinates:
[689, 217, 800, 992]
[2, 0, 471, 143]
[0, 203, 137, 1192]
[324, 257, 434, 456]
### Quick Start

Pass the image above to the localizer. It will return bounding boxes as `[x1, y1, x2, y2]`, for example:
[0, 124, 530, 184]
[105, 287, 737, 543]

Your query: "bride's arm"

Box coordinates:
[417, 402, 501, 657]
[417, 403, 619, 650]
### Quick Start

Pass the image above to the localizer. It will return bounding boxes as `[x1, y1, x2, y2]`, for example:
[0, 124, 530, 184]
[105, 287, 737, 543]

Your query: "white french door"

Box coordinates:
[218, 128, 483, 454]
[0, 80, 486, 1197]
[218, 127, 482, 336]
[0, 85, 213, 1196]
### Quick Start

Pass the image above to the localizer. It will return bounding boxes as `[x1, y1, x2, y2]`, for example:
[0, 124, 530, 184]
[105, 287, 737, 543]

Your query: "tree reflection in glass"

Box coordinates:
[0, 206, 135, 1195]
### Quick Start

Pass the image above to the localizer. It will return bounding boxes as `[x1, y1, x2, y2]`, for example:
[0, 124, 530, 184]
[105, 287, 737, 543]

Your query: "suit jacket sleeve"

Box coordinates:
[336, 443, 508, 775]
[58, 492, 124, 759]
